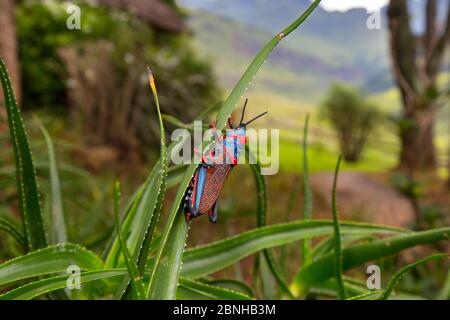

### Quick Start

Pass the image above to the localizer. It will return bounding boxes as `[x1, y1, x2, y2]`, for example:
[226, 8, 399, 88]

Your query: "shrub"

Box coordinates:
[17, 1, 221, 159]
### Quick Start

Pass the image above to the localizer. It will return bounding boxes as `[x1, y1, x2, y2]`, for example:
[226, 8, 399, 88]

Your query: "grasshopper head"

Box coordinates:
[220, 99, 268, 165]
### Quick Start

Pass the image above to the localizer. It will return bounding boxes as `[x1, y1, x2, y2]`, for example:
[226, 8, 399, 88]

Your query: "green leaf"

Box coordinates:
[312, 234, 376, 260]
[301, 115, 313, 266]
[138, 68, 169, 273]
[105, 161, 159, 268]
[106, 69, 169, 298]
[0, 269, 127, 300]
[302, 115, 313, 220]
[437, 270, 450, 300]
[147, 210, 189, 299]
[0, 58, 47, 250]
[215, 0, 322, 130]
[0, 243, 103, 288]
[113, 182, 145, 300]
[313, 276, 370, 299]
[0, 216, 27, 251]
[291, 227, 450, 295]
[346, 290, 383, 300]
[182, 220, 405, 279]
[331, 156, 346, 299]
[178, 278, 252, 300]
[203, 279, 254, 298]
[379, 253, 449, 300]
[147, 0, 322, 299]
[249, 161, 293, 298]
[35, 116, 67, 244]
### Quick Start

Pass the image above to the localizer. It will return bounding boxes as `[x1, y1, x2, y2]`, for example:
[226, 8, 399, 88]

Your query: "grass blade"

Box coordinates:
[378, 253, 449, 300]
[291, 227, 450, 295]
[0, 243, 103, 287]
[331, 156, 346, 299]
[182, 220, 406, 279]
[35, 116, 67, 244]
[0, 58, 47, 250]
[113, 182, 145, 300]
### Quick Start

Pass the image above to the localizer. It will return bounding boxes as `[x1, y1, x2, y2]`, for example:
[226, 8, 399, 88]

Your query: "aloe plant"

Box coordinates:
[0, 0, 449, 300]
[0, 58, 47, 251]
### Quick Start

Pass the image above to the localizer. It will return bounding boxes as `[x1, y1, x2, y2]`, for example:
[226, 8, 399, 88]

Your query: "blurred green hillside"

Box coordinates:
[182, 4, 448, 175]
[185, 10, 388, 104]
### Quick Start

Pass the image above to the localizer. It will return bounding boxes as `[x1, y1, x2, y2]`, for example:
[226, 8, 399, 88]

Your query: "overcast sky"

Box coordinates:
[316, 0, 389, 12]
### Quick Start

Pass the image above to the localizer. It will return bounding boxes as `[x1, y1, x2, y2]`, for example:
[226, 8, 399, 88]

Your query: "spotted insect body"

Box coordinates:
[184, 100, 267, 223]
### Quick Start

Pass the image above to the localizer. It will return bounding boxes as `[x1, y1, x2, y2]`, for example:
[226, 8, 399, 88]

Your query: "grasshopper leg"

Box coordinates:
[208, 200, 219, 224]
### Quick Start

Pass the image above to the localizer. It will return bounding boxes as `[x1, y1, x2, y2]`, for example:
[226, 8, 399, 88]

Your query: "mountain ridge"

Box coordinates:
[180, 0, 448, 104]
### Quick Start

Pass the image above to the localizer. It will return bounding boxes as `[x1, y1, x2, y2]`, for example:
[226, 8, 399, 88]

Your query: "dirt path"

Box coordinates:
[311, 171, 416, 227]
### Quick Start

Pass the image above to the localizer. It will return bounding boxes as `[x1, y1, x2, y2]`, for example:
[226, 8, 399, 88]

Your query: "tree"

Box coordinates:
[0, 0, 20, 108]
[387, 0, 450, 173]
[321, 83, 380, 163]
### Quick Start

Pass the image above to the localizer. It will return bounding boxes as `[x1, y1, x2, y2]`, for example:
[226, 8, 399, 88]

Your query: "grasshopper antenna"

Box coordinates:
[239, 98, 248, 126]
[243, 111, 268, 126]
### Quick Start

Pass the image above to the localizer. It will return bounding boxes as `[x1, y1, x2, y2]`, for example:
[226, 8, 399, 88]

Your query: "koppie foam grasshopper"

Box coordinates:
[184, 99, 267, 223]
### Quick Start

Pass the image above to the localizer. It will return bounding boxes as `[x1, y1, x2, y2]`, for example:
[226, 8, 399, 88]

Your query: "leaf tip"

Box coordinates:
[147, 66, 157, 93]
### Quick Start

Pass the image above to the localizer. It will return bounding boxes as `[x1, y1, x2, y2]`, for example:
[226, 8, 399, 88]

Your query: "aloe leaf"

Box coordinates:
[215, 0, 322, 130]
[203, 279, 254, 297]
[301, 114, 313, 265]
[167, 164, 189, 188]
[182, 220, 405, 279]
[0, 269, 127, 300]
[104, 160, 159, 268]
[35, 116, 67, 244]
[249, 161, 293, 298]
[379, 253, 449, 300]
[291, 227, 450, 295]
[107, 69, 169, 299]
[437, 271, 450, 300]
[0, 243, 103, 287]
[142, 67, 168, 253]
[312, 277, 369, 299]
[148, 210, 189, 299]
[0, 58, 47, 250]
[177, 278, 252, 300]
[113, 182, 145, 300]
[0, 216, 27, 251]
[312, 234, 376, 260]
[331, 156, 346, 299]
[143, 159, 196, 299]
[148, 0, 322, 299]
[346, 290, 383, 300]
[102, 182, 145, 264]
[314, 276, 426, 300]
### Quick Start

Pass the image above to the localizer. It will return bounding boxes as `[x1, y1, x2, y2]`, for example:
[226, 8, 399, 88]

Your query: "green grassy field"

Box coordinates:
[234, 91, 447, 178]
